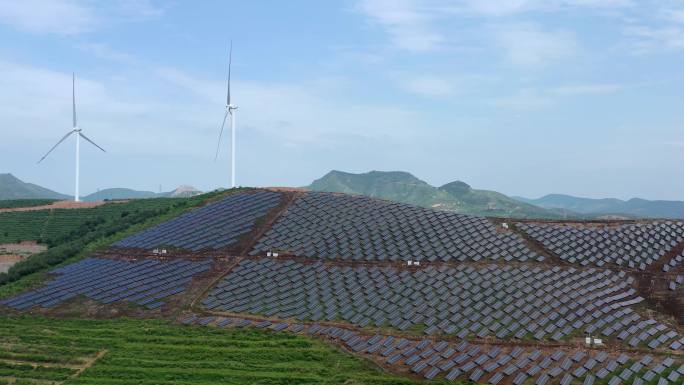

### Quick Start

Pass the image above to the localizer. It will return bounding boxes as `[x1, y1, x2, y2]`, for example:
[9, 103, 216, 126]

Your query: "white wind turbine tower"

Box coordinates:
[214, 42, 238, 188]
[38, 73, 106, 202]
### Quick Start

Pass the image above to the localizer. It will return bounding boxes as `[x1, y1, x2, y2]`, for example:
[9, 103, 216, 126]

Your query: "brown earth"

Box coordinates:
[0, 255, 23, 274]
[0, 200, 112, 213]
[265, 186, 309, 192]
[0, 242, 47, 273]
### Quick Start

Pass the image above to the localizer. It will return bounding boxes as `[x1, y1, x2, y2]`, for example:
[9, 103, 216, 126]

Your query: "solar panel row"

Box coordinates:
[114, 191, 282, 251]
[183, 314, 684, 385]
[203, 258, 679, 346]
[251, 192, 540, 262]
[0, 257, 211, 310]
[518, 222, 684, 269]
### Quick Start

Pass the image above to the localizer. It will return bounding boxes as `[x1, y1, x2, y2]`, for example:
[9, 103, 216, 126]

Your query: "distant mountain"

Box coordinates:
[82, 185, 203, 201]
[0, 173, 202, 202]
[515, 194, 684, 219]
[83, 188, 159, 201]
[167, 185, 202, 198]
[309, 170, 569, 219]
[0, 173, 70, 200]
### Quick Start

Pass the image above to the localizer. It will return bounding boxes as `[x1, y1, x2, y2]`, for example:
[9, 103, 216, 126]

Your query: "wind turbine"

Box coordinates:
[214, 42, 238, 188]
[38, 73, 106, 202]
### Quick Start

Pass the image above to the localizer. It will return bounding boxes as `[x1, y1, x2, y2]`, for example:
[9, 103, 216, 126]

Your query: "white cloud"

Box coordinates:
[0, 0, 97, 35]
[494, 82, 624, 109]
[0, 0, 163, 35]
[356, 0, 444, 51]
[77, 43, 137, 63]
[493, 88, 554, 110]
[551, 83, 623, 95]
[400, 75, 456, 97]
[624, 25, 684, 53]
[447, 0, 631, 17]
[492, 23, 578, 68]
[156, 66, 419, 144]
[666, 8, 684, 24]
[462, 0, 538, 16]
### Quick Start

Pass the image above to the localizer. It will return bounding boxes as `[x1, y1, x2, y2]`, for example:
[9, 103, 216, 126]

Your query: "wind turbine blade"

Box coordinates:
[227, 41, 232, 106]
[79, 132, 106, 153]
[37, 130, 75, 163]
[214, 110, 229, 161]
[72, 73, 77, 128]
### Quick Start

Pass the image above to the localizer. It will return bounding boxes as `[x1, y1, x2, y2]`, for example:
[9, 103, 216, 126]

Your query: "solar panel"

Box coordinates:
[1, 257, 211, 310]
[115, 191, 283, 251]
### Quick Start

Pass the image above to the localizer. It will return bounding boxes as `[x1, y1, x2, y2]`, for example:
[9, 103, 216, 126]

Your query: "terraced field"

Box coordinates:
[0, 199, 189, 245]
[2, 189, 684, 385]
[1, 316, 431, 385]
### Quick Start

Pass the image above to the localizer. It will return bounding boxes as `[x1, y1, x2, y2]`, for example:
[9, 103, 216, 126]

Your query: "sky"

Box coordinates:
[0, 0, 683, 200]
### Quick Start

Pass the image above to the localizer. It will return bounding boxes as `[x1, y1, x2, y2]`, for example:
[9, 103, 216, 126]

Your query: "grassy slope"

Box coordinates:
[0, 316, 447, 385]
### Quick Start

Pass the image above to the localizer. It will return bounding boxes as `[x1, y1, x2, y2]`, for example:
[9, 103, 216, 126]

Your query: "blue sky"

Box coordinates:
[1, 0, 683, 200]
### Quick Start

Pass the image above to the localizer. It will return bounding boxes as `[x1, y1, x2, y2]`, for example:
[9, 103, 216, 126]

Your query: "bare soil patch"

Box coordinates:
[0, 241, 48, 273]
[265, 186, 309, 192]
[0, 200, 113, 213]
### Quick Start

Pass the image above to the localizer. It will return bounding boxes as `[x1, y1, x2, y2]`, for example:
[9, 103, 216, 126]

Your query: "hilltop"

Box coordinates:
[0, 173, 69, 200]
[308, 170, 569, 219]
[82, 185, 202, 201]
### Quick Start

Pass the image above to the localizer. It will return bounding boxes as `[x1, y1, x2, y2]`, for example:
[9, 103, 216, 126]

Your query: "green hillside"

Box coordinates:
[309, 170, 570, 219]
[1, 316, 435, 385]
[0, 173, 69, 200]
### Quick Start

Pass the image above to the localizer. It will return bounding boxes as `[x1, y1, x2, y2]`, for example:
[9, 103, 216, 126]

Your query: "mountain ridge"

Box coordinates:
[515, 193, 684, 219]
[0, 173, 202, 201]
[309, 170, 569, 219]
[0, 173, 70, 200]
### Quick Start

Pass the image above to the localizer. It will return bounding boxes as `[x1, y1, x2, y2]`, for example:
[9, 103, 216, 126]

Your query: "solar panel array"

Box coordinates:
[518, 222, 684, 269]
[114, 191, 282, 251]
[251, 192, 540, 262]
[202, 259, 682, 346]
[183, 314, 684, 385]
[583, 307, 684, 350]
[663, 251, 684, 272]
[0, 257, 211, 310]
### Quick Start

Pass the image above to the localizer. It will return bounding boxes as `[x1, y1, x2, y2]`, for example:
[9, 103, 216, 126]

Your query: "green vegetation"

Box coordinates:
[0, 173, 69, 200]
[0, 199, 58, 209]
[0, 200, 186, 245]
[0, 316, 444, 385]
[0, 190, 231, 295]
[309, 170, 572, 219]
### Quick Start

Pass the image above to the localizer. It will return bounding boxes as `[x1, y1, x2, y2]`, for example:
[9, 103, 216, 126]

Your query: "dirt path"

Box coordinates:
[0, 200, 113, 213]
[69, 349, 108, 380]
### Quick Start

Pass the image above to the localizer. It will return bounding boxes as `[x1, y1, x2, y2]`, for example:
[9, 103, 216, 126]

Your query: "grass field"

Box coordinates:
[0, 199, 189, 245]
[0, 316, 444, 385]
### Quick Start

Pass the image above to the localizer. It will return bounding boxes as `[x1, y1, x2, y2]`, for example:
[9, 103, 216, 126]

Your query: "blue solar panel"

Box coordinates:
[0, 257, 211, 310]
[113, 191, 282, 251]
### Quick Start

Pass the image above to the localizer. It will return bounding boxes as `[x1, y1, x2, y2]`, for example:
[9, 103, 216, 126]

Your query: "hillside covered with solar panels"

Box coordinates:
[3, 188, 684, 385]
